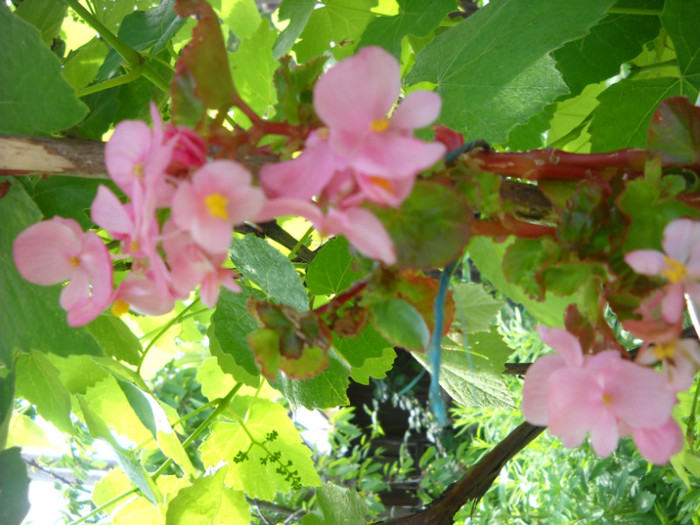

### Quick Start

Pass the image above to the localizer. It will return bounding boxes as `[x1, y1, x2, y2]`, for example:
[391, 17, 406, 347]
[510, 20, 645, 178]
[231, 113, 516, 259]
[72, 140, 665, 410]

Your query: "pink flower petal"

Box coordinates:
[662, 219, 700, 263]
[255, 198, 324, 225]
[631, 418, 684, 464]
[589, 409, 619, 457]
[13, 219, 82, 285]
[624, 249, 667, 275]
[323, 207, 396, 265]
[390, 90, 442, 130]
[547, 367, 602, 438]
[521, 354, 565, 425]
[662, 282, 685, 323]
[91, 186, 134, 238]
[104, 120, 153, 196]
[349, 132, 445, 179]
[314, 47, 400, 134]
[536, 326, 584, 366]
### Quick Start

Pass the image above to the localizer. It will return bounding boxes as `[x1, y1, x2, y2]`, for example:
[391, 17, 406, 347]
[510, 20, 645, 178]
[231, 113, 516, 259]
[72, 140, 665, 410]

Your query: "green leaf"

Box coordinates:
[302, 483, 370, 525]
[334, 326, 395, 384]
[90, 0, 156, 33]
[117, 380, 195, 476]
[166, 468, 250, 524]
[0, 448, 30, 525]
[293, 0, 376, 63]
[618, 179, 698, 252]
[546, 81, 606, 152]
[272, 355, 350, 409]
[468, 236, 572, 327]
[452, 282, 504, 333]
[273, 0, 318, 59]
[14, 0, 67, 45]
[230, 235, 309, 311]
[373, 181, 471, 268]
[229, 20, 279, 117]
[52, 354, 110, 395]
[414, 328, 514, 408]
[15, 350, 73, 434]
[0, 372, 14, 451]
[221, 0, 262, 40]
[200, 396, 321, 500]
[590, 77, 698, 151]
[210, 289, 261, 387]
[87, 313, 142, 365]
[78, 396, 162, 505]
[0, 181, 104, 367]
[407, 0, 615, 143]
[369, 298, 430, 351]
[30, 177, 111, 230]
[358, 0, 454, 58]
[661, 0, 700, 91]
[552, 0, 663, 95]
[306, 237, 367, 296]
[0, 8, 87, 134]
[99, 0, 187, 79]
[62, 38, 110, 90]
[196, 357, 238, 401]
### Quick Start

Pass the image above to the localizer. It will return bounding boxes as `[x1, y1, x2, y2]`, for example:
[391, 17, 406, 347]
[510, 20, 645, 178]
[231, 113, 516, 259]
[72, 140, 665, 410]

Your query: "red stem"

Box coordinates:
[313, 278, 370, 316]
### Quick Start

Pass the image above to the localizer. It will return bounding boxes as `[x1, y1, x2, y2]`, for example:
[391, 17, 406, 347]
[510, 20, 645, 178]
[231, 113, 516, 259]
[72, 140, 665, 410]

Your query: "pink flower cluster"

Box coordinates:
[522, 327, 689, 464]
[258, 46, 446, 265]
[13, 47, 446, 325]
[14, 104, 264, 325]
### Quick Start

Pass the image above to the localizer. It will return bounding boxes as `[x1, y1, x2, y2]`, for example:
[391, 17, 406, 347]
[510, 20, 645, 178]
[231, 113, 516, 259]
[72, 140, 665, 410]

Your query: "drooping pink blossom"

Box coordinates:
[113, 273, 175, 317]
[171, 160, 265, 254]
[522, 326, 679, 463]
[628, 417, 684, 465]
[625, 219, 700, 323]
[13, 217, 114, 326]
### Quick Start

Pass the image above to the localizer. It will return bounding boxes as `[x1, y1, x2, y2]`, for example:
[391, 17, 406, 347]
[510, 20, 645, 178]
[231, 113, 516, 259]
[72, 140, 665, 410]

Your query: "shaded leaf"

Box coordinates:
[661, 0, 700, 91]
[333, 325, 395, 385]
[647, 96, 700, 164]
[272, 355, 350, 409]
[0, 8, 87, 134]
[369, 298, 430, 351]
[0, 448, 30, 525]
[302, 483, 370, 525]
[452, 282, 504, 333]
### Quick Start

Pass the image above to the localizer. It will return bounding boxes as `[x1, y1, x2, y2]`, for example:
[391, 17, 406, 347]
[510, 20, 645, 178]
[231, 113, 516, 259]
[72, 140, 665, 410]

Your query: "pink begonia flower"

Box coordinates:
[113, 274, 174, 317]
[162, 221, 240, 307]
[255, 198, 396, 265]
[636, 338, 700, 392]
[625, 219, 700, 323]
[523, 326, 679, 462]
[171, 160, 265, 254]
[13, 217, 114, 326]
[314, 46, 446, 179]
[163, 122, 208, 177]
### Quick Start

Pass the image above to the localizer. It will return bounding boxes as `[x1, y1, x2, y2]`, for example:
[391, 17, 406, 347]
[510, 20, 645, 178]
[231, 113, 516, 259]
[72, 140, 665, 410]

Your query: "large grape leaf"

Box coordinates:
[590, 77, 697, 152]
[0, 181, 104, 367]
[407, 0, 616, 143]
[661, 0, 700, 92]
[452, 282, 504, 334]
[358, 0, 455, 58]
[199, 396, 321, 500]
[552, 0, 663, 96]
[302, 483, 370, 525]
[0, 8, 87, 134]
[333, 326, 395, 384]
[292, 0, 377, 63]
[14, 0, 67, 45]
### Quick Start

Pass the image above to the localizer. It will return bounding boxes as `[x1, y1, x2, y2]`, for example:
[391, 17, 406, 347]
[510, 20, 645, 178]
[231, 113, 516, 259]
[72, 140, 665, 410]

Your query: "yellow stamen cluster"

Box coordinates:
[652, 342, 676, 360]
[317, 127, 330, 140]
[129, 239, 140, 253]
[370, 118, 390, 132]
[662, 256, 687, 283]
[368, 176, 393, 194]
[601, 393, 612, 406]
[205, 193, 229, 220]
[69, 255, 80, 267]
[134, 163, 144, 178]
[112, 300, 130, 317]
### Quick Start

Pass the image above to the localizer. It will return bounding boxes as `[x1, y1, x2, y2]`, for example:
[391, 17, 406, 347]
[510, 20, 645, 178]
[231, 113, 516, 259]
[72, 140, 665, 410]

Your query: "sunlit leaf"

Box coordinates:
[452, 282, 504, 333]
[306, 237, 367, 296]
[302, 483, 370, 525]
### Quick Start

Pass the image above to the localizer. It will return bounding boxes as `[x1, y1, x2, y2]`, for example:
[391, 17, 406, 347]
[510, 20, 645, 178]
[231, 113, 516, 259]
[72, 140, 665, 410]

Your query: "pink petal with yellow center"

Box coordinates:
[350, 132, 445, 178]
